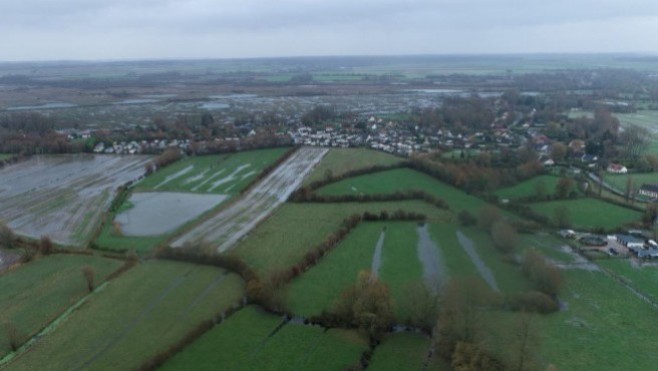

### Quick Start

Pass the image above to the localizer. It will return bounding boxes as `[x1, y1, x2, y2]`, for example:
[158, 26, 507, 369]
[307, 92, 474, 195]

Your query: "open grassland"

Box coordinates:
[232, 201, 450, 278]
[520, 233, 575, 264]
[604, 173, 658, 193]
[0, 154, 13, 161]
[171, 147, 328, 251]
[0, 255, 123, 358]
[493, 175, 564, 200]
[286, 223, 384, 317]
[5, 260, 244, 371]
[0, 155, 150, 247]
[318, 168, 488, 212]
[135, 148, 289, 194]
[368, 332, 432, 371]
[528, 198, 642, 229]
[379, 223, 425, 319]
[530, 270, 658, 370]
[597, 259, 658, 303]
[162, 306, 367, 371]
[304, 148, 403, 185]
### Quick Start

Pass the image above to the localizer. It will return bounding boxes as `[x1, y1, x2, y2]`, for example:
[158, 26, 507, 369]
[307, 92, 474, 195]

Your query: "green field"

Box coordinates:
[286, 222, 386, 317]
[317, 168, 488, 212]
[0, 154, 13, 161]
[533, 270, 658, 369]
[0, 255, 123, 357]
[368, 332, 432, 371]
[605, 173, 658, 194]
[135, 147, 288, 194]
[304, 148, 403, 185]
[5, 260, 244, 371]
[597, 259, 658, 303]
[232, 201, 450, 278]
[529, 198, 642, 230]
[520, 233, 575, 264]
[494, 175, 565, 200]
[162, 306, 367, 371]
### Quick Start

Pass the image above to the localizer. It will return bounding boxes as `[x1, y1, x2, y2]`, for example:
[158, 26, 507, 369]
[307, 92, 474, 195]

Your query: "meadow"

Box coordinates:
[528, 198, 642, 229]
[5, 260, 244, 371]
[493, 175, 565, 200]
[317, 168, 488, 212]
[0, 255, 123, 357]
[304, 148, 403, 184]
[368, 332, 434, 371]
[604, 173, 658, 193]
[161, 306, 367, 371]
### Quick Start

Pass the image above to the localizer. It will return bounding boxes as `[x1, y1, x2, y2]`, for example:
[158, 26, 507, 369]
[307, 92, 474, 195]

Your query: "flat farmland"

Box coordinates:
[368, 332, 433, 371]
[604, 173, 658, 194]
[4, 260, 244, 371]
[171, 147, 328, 252]
[0, 155, 150, 247]
[494, 175, 564, 200]
[0, 255, 123, 358]
[528, 198, 642, 230]
[232, 201, 450, 278]
[162, 306, 367, 371]
[304, 148, 403, 185]
[135, 147, 289, 194]
[317, 168, 488, 212]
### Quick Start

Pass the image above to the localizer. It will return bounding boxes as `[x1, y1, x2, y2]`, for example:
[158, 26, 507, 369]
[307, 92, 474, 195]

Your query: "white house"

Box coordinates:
[607, 163, 628, 174]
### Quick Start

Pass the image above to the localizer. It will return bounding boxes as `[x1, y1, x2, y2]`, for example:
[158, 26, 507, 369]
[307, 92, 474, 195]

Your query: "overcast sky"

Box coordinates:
[2, 0, 658, 61]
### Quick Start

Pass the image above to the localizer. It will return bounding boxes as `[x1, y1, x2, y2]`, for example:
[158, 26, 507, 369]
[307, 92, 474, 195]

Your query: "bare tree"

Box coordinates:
[620, 124, 652, 161]
[0, 222, 14, 249]
[39, 236, 53, 255]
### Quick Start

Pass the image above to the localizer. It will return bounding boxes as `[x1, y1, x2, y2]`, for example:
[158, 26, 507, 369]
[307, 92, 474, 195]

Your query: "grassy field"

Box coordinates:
[135, 147, 289, 194]
[162, 306, 367, 370]
[604, 173, 658, 193]
[532, 270, 658, 369]
[286, 222, 385, 317]
[304, 148, 403, 185]
[379, 223, 424, 320]
[520, 233, 575, 264]
[0, 154, 13, 161]
[0, 255, 123, 357]
[6, 260, 244, 371]
[494, 175, 565, 200]
[528, 198, 642, 230]
[317, 168, 488, 212]
[597, 259, 658, 303]
[368, 332, 432, 371]
[232, 201, 450, 278]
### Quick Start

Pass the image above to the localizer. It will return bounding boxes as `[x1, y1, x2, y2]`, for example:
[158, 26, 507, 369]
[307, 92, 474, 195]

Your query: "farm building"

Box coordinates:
[639, 184, 658, 199]
[636, 249, 658, 260]
[606, 163, 628, 174]
[616, 234, 645, 249]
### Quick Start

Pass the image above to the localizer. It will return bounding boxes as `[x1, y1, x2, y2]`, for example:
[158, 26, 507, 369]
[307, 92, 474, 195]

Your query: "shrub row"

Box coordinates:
[291, 189, 449, 210]
[145, 148, 183, 175]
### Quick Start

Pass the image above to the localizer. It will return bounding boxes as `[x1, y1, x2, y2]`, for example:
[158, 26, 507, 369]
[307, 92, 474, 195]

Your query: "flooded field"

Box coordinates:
[0, 155, 151, 247]
[171, 147, 328, 251]
[115, 192, 227, 236]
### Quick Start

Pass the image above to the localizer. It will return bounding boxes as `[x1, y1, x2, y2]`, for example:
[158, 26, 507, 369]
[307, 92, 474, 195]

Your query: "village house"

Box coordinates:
[606, 163, 628, 174]
[639, 184, 658, 199]
[617, 234, 645, 250]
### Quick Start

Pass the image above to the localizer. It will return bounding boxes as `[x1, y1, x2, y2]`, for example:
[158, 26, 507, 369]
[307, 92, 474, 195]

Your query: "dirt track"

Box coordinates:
[171, 147, 328, 251]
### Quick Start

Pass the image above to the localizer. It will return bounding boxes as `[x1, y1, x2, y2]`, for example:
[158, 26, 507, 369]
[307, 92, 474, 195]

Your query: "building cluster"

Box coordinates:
[93, 139, 190, 154]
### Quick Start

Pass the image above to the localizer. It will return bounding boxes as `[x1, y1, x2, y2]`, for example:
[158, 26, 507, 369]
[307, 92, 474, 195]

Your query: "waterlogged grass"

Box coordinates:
[597, 259, 658, 303]
[286, 223, 384, 317]
[162, 306, 367, 371]
[528, 198, 642, 230]
[533, 270, 658, 370]
[318, 168, 488, 212]
[305, 148, 403, 185]
[429, 223, 480, 278]
[493, 175, 564, 200]
[6, 260, 244, 371]
[232, 201, 450, 278]
[135, 147, 288, 194]
[368, 332, 431, 371]
[0, 255, 123, 357]
[520, 233, 575, 264]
